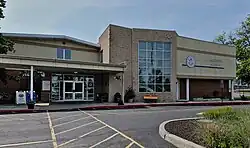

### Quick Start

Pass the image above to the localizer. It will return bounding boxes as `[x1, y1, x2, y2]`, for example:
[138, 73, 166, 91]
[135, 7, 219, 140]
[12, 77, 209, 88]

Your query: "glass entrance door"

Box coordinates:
[74, 82, 84, 100]
[64, 81, 84, 101]
[64, 81, 73, 100]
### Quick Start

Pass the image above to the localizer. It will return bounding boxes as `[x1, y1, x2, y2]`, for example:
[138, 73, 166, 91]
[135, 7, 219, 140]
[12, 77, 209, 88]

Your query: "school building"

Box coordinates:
[0, 24, 236, 104]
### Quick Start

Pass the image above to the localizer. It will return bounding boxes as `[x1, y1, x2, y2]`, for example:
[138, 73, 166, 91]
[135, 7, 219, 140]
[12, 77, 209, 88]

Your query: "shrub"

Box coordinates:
[202, 106, 234, 120]
[200, 109, 250, 148]
[113, 92, 121, 103]
[124, 86, 136, 103]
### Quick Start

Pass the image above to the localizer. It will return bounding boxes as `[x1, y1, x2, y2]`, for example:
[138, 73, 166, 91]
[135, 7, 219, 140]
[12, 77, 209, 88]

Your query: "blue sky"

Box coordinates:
[1, 0, 249, 43]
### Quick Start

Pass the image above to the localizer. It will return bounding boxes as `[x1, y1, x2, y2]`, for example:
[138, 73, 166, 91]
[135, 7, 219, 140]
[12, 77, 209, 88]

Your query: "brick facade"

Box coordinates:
[100, 25, 178, 102]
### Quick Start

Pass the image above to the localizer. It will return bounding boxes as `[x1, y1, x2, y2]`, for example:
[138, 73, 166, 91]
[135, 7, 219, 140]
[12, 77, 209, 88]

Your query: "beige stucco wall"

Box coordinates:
[177, 49, 236, 78]
[99, 26, 110, 63]
[9, 42, 100, 63]
[177, 36, 236, 56]
[11, 43, 56, 59]
[176, 36, 236, 79]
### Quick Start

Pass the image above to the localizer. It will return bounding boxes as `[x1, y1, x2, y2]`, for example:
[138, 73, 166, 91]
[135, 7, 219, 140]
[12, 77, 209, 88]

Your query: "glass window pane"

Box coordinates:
[164, 60, 171, 67]
[65, 93, 73, 100]
[156, 60, 163, 67]
[163, 68, 171, 75]
[147, 84, 155, 92]
[147, 51, 154, 59]
[164, 84, 171, 92]
[156, 51, 162, 59]
[139, 59, 147, 68]
[147, 68, 155, 75]
[139, 68, 148, 75]
[64, 75, 73, 80]
[139, 41, 146, 49]
[164, 42, 171, 51]
[149, 75, 157, 84]
[156, 84, 163, 92]
[147, 59, 156, 67]
[139, 51, 147, 58]
[155, 68, 163, 75]
[163, 52, 171, 59]
[65, 82, 73, 92]
[147, 42, 154, 50]
[139, 83, 149, 92]
[163, 76, 171, 84]
[57, 48, 64, 59]
[156, 76, 163, 83]
[75, 83, 83, 92]
[139, 76, 147, 83]
[156, 42, 163, 50]
[65, 49, 71, 59]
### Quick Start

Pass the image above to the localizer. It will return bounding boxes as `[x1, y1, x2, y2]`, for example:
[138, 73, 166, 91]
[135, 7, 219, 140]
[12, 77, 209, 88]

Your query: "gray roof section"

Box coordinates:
[2, 32, 100, 48]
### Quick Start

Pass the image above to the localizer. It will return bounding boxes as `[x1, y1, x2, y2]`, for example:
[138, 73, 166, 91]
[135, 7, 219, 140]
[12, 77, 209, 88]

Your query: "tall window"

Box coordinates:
[57, 48, 72, 60]
[138, 41, 171, 92]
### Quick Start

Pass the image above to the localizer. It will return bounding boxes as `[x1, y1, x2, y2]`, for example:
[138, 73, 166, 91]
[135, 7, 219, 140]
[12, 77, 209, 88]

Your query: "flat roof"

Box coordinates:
[1, 33, 100, 48]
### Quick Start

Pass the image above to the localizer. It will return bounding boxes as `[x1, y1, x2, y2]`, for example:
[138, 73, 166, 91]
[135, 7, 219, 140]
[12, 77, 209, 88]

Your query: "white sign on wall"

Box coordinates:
[42, 81, 51, 91]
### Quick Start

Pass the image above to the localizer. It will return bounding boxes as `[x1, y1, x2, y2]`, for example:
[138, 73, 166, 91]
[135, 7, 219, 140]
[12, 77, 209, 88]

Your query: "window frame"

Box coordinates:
[57, 48, 72, 60]
[138, 41, 172, 93]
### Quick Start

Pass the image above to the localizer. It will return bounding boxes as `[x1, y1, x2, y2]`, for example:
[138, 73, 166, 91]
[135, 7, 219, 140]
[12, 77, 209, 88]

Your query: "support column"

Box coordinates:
[30, 66, 34, 101]
[186, 78, 190, 101]
[231, 80, 234, 100]
[176, 79, 179, 101]
[122, 72, 125, 103]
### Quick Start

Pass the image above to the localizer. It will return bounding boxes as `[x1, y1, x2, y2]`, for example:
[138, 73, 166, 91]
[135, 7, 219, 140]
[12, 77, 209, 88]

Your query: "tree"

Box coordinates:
[0, 0, 14, 84]
[214, 14, 250, 84]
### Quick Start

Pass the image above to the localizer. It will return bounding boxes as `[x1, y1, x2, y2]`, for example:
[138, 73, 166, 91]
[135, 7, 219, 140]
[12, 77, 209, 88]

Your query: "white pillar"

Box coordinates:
[186, 78, 190, 101]
[231, 80, 234, 100]
[30, 66, 34, 101]
[176, 79, 179, 100]
[122, 72, 125, 103]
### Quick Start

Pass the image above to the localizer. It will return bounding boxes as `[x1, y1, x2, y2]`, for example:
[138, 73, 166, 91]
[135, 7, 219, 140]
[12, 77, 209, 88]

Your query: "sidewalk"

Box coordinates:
[1, 101, 250, 114]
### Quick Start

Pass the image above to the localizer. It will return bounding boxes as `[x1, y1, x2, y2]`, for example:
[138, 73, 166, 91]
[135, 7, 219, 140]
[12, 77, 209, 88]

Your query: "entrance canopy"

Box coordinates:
[0, 55, 125, 73]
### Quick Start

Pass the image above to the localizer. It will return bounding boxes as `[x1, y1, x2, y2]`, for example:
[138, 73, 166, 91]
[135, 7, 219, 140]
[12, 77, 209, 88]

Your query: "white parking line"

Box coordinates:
[126, 142, 134, 148]
[89, 133, 119, 148]
[52, 113, 83, 121]
[47, 111, 58, 148]
[0, 118, 25, 122]
[80, 110, 145, 148]
[58, 125, 107, 147]
[0, 140, 52, 148]
[55, 121, 98, 135]
[53, 116, 90, 128]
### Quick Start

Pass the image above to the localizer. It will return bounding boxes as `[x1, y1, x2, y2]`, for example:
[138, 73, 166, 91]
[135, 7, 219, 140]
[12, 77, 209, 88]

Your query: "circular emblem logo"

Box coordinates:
[186, 56, 195, 68]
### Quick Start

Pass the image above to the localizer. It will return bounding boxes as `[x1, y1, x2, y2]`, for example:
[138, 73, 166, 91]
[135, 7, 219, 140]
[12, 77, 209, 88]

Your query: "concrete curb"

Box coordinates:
[1, 101, 250, 115]
[159, 117, 205, 148]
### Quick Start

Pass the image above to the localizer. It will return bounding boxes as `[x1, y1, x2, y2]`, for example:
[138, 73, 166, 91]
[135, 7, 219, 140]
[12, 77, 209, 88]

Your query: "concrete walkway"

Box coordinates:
[1, 101, 250, 114]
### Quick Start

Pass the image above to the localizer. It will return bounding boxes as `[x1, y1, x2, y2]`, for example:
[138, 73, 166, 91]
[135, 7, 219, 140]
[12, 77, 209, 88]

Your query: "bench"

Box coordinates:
[143, 95, 158, 103]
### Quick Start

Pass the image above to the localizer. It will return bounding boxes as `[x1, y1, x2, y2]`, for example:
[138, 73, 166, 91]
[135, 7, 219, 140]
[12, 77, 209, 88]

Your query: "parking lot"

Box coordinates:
[0, 110, 144, 148]
[2, 105, 245, 148]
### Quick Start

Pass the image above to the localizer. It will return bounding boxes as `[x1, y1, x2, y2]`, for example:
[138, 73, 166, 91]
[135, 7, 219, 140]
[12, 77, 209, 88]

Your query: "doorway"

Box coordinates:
[64, 81, 84, 101]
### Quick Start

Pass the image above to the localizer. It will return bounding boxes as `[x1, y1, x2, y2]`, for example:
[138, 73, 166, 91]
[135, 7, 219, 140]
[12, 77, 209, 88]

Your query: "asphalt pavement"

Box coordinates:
[0, 105, 249, 148]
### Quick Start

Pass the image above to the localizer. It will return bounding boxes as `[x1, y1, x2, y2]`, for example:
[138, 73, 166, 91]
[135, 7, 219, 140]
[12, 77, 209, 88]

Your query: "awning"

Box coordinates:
[0, 55, 125, 72]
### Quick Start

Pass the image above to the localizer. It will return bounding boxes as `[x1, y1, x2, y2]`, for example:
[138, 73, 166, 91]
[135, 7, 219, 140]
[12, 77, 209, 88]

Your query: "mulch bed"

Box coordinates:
[165, 119, 205, 147]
